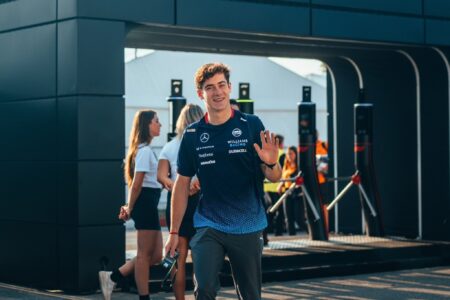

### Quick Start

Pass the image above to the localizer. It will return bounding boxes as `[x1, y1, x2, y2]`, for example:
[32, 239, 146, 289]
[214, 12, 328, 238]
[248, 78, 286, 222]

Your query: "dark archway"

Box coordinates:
[1, 0, 449, 293]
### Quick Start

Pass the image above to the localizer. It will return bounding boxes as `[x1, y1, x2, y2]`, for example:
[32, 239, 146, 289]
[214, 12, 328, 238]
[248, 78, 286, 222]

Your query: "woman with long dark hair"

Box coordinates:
[277, 146, 306, 235]
[99, 110, 162, 300]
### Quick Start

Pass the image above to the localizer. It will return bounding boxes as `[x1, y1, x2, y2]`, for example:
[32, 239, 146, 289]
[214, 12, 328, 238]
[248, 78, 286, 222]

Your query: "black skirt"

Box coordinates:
[131, 187, 161, 230]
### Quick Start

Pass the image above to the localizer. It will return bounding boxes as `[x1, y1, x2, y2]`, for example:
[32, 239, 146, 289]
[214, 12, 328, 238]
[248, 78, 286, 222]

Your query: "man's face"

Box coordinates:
[197, 73, 231, 113]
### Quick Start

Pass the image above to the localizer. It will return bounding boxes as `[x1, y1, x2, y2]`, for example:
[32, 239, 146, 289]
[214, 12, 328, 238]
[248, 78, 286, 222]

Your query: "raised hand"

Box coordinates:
[253, 130, 279, 165]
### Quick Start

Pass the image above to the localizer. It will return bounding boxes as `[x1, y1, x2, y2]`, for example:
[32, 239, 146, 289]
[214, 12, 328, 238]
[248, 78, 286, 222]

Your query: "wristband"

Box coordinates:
[169, 231, 179, 235]
[264, 162, 277, 169]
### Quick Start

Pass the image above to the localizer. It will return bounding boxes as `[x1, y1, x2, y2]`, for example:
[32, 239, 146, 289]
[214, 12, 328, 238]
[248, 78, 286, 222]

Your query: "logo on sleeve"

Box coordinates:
[200, 132, 210, 143]
[232, 128, 242, 137]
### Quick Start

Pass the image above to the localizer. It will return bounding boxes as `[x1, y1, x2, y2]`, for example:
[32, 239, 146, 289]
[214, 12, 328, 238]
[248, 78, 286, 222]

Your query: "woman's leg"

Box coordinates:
[135, 229, 163, 296]
[284, 195, 296, 235]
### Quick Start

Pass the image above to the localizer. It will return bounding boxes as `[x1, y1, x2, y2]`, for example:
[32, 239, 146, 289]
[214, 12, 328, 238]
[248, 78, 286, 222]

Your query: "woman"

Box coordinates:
[99, 110, 162, 300]
[277, 146, 305, 235]
[157, 104, 203, 300]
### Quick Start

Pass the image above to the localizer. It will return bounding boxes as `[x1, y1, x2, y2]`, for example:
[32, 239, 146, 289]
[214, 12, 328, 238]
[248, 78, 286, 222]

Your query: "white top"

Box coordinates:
[135, 143, 162, 188]
[158, 138, 181, 181]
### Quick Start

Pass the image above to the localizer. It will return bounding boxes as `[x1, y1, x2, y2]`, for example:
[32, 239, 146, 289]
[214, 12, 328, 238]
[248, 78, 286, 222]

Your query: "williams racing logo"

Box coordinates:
[199, 132, 210, 143]
[232, 128, 242, 137]
[227, 139, 248, 147]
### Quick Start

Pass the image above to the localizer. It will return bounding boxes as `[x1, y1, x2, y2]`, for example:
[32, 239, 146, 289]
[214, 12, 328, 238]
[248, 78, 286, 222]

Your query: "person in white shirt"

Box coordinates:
[158, 104, 204, 300]
[99, 110, 162, 300]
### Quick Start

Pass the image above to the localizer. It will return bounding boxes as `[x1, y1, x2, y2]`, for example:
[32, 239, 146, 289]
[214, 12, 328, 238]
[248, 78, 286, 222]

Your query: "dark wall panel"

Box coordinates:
[355, 53, 418, 237]
[406, 48, 450, 241]
[426, 20, 450, 47]
[313, 9, 424, 44]
[323, 58, 362, 233]
[0, 24, 56, 102]
[312, 0, 422, 15]
[57, 96, 124, 160]
[58, 19, 124, 96]
[0, 221, 57, 287]
[0, 0, 56, 32]
[58, 0, 174, 24]
[0, 99, 56, 161]
[424, 0, 450, 18]
[0, 162, 57, 223]
[58, 225, 125, 292]
[58, 162, 124, 226]
[177, 0, 310, 36]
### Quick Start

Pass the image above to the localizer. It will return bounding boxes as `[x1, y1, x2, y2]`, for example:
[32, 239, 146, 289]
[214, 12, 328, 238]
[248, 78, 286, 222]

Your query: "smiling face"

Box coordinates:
[197, 73, 232, 114]
[148, 114, 161, 138]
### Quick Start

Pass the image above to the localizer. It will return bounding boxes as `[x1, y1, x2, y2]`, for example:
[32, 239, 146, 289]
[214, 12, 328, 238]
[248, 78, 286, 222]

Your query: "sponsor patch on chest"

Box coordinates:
[227, 139, 248, 148]
[229, 148, 247, 154]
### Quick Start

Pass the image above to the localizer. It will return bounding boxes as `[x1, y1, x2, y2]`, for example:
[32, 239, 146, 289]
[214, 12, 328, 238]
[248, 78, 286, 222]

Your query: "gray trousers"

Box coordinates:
[190, 227, 264, 300]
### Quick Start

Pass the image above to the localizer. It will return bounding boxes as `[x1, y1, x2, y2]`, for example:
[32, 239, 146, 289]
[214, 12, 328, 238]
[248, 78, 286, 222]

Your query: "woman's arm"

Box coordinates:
[120, 172, 145, 220]
[157, 159, 174, 191]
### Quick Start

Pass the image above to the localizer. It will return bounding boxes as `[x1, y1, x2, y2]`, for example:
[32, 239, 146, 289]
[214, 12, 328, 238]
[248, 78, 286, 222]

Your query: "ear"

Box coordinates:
[197, 89, 204, 100]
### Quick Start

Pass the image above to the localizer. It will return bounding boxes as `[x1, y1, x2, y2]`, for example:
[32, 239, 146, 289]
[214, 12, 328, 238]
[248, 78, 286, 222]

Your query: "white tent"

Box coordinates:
[125, 50, 327, 152]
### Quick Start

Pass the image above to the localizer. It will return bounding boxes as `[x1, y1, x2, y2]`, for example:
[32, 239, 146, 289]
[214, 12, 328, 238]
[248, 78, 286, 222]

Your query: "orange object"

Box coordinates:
[316, 139, 328, 184]
[316, 140, 328, 155]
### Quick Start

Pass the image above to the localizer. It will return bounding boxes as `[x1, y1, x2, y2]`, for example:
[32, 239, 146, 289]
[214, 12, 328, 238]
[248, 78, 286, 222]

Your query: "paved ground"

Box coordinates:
[1, 266, 449, 299]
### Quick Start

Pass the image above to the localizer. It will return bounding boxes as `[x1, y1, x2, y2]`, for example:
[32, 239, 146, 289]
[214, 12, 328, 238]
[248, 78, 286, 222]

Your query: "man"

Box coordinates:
[165, 63, 281, 300]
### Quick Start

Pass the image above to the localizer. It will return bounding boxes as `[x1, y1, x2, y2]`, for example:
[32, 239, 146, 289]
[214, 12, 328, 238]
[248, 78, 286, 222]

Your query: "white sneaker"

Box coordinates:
[99, 271, 116, 300]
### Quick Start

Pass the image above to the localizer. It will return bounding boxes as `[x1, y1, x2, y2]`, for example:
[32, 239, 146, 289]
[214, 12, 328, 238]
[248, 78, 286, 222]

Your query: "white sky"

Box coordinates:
[124, 48, 325, 77]
[268, 57, 325, 76]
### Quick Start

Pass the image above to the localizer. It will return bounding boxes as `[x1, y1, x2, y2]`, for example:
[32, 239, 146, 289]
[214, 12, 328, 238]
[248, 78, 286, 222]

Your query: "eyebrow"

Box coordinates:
[204, 80, 227, 89]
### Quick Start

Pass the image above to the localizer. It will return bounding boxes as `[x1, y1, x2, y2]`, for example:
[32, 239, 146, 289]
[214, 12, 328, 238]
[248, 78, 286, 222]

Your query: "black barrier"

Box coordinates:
[354, 103, 384, 236]
[167, 79, 186, 141]
[236, 82, 254, 114]
[298, 86, 328, 240]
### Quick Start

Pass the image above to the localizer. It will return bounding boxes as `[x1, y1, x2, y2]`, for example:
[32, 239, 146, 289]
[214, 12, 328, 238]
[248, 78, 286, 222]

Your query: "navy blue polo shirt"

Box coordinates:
[177, 110, 267, 234]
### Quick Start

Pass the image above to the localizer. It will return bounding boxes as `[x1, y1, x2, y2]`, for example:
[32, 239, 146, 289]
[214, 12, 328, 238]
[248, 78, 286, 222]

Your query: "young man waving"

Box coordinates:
[165, 63, 281, 300]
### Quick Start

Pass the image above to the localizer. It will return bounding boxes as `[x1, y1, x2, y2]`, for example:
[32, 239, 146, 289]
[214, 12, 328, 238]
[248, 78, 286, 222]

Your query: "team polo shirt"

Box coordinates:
[177, 110, 268, 234]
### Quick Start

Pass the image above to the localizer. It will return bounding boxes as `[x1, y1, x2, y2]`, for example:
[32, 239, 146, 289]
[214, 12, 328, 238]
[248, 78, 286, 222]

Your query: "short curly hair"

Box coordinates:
[194, 63, 230, 89]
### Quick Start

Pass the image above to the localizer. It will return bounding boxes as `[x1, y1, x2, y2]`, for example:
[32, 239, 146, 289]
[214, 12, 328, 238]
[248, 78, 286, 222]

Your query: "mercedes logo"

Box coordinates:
[200, 132, 210, 143]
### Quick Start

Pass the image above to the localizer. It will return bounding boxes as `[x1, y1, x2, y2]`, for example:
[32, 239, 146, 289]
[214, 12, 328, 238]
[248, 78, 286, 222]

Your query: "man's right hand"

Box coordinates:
[164, 233, 179, 257]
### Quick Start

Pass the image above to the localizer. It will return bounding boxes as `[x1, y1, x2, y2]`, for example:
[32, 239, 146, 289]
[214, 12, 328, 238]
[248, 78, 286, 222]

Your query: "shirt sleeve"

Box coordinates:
[177, 130, 196, 177]
[251, 116, 265, 164]
[253, 116, 265, 148]
[135, 147, 151, 173]
[159, 142, 170, 160]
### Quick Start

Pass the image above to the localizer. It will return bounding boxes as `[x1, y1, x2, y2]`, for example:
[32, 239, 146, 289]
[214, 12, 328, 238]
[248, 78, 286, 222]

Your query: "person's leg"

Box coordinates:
[284, 195, 296, 235]
[263, 192, 274, 234]
[172, 236, 189, 300]
[190, 228, 225, 300]
[269, 192, 284, 235]
[135, 230, 162, 296]
[276, 204, 286, 235]
[294, 193, 307, 232]
[166, 191, 172, 231]
[113, 257, 134, 280]
[225, 231, 263, 300]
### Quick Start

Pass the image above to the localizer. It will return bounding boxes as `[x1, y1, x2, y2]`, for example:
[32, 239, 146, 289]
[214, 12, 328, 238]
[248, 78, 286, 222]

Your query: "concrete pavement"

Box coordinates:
[1, 266, 449, 299]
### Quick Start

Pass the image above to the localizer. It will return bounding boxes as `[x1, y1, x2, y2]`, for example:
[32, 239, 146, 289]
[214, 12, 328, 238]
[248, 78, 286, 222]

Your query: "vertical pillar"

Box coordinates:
[57, 18, 126, 292]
